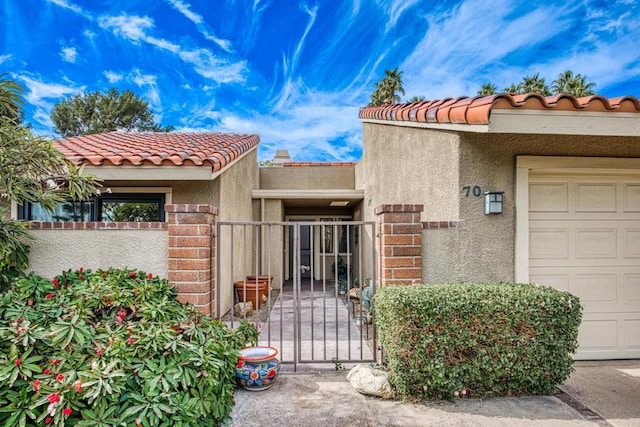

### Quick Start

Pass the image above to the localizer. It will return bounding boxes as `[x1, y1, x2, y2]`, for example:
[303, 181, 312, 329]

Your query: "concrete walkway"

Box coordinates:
[256, 280, 374, 369]
[229, 361, 640, 427]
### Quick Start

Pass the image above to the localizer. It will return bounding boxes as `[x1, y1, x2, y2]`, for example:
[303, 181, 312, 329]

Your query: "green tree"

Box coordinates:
[51, 88, 173, 137]
[504, 83, 519, 94]
[552, 70, 596, 97]
[478, 83, 498, 96]
[408, 95, 426, 102]
[0, 76, 101, 288]
[504, 73, 551, 96]
[0, 73, 24, 122]
[369, 67, 405, 106]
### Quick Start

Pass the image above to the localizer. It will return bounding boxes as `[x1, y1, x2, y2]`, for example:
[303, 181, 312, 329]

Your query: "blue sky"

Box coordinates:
[2, 0, 639, 162]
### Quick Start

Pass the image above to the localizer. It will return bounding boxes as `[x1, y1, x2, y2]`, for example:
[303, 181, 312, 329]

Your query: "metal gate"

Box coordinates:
[216, 220, 377, 370]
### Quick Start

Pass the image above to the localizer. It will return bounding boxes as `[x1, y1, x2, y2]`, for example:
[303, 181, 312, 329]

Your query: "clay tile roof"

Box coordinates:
[54, 131, 260, 173]
[359, 93, 640, 125]
[282, 162, 357, 167]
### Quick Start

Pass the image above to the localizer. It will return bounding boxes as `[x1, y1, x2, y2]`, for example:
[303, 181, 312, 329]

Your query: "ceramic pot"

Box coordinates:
[246, 275, 274, 285]
[234, 280, 268, 308]
[235, 346, 280, 391]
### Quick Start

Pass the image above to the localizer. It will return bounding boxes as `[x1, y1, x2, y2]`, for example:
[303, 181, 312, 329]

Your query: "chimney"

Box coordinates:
[272, 149, 292, 166]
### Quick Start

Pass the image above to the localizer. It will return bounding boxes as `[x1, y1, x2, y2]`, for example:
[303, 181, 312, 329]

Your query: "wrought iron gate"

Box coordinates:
[216, 220, 377, 370]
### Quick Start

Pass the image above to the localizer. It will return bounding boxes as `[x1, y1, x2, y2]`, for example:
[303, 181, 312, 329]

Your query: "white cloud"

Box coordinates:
[45, 0, 86, 16]
[60, 47, 78, 63]
[0, 54, 12, 65]
[271, 4, 318, 112]
[181, 89, 363, 162]
[166, 0, 202, 24]
[98, 15, 155, 43]
[19, 75, 85, 132]
[103, 71, 123, 83]
[399, 0, 576, 99]
[164, 0, 233, 51]
[178, 48, 247, 83]
[99, 13, 245, 83]
[383, 0, 421, 32]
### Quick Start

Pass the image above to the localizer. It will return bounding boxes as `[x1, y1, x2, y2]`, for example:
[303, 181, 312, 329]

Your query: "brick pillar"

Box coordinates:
[374, 204, 423, 286]
[166, 204, 217, 316]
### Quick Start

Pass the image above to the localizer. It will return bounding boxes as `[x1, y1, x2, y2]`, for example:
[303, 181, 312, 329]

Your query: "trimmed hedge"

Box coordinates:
[0, 267, 258, 427]
[375, 282, 582, 400]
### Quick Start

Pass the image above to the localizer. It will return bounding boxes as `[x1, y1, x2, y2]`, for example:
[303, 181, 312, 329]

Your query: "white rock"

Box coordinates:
[234, 301, 253, 317]
[347, 364, 393, 399]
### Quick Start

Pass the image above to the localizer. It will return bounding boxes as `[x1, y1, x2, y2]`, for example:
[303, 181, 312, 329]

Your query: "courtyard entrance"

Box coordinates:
[216, 220, 378, 370]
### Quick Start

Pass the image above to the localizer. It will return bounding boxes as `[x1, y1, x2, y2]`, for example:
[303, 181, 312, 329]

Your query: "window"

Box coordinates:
[19, 193, 166, 222]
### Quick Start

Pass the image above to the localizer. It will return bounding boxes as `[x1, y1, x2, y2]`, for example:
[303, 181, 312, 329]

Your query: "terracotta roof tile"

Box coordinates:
[359, 93, 640, 125]
[54, 131, 260, 173]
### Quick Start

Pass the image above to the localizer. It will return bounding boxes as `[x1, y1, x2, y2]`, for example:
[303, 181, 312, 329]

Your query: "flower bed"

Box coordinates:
[0, 267, 258, 426]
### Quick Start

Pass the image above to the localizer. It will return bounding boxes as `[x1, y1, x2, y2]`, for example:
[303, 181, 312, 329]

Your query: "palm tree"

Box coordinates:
[408, 95, 426, 102]
[519, 73, 551, 96]
[0, 73, 25, 122]
[478, 83, 497, 96]
[369, 67, 405, 106]
[552, 70, 596, 97]
[504, 83, 520, 94]
[504, 73, 551, 96]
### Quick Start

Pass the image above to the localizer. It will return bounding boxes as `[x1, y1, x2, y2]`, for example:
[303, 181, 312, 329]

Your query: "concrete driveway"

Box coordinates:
[559, 360, 640, 427]
[228, 360, 640, 427]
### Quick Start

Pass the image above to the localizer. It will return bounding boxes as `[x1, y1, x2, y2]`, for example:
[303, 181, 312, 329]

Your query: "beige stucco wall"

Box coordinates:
[424, 132, 640, 284]
[261, 199, 285, 286]
[260, 166, 355, 190]
[360, 123, 460, 222]
[27, 229, 168, 279]
[216, 150, 260, 315]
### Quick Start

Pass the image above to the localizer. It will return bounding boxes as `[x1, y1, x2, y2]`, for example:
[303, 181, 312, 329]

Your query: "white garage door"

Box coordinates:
[529, 172, 640, 359]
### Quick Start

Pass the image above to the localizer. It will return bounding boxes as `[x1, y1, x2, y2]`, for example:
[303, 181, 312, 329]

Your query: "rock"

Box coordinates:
[347, 364, 393, 399]
[234, 301, 253, 317]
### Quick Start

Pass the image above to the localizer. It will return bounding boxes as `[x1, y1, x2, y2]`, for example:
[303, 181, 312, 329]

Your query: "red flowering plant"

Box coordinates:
[0, 267, 258, 426]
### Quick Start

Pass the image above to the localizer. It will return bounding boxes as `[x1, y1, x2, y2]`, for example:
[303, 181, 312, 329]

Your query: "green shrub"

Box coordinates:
[375, 282, 582, 400]
[0, 267, 258, 426]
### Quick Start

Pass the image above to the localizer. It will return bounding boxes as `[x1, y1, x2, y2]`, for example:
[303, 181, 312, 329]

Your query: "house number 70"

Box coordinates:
[462, 185, 482, 197]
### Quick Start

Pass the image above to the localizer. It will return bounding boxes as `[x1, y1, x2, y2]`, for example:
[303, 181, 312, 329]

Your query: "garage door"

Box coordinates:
[529, 172, 640, 359]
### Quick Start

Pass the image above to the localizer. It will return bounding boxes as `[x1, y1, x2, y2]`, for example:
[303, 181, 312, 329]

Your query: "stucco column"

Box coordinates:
[374, 204, 423, 286]
[166, 204, 217, 317]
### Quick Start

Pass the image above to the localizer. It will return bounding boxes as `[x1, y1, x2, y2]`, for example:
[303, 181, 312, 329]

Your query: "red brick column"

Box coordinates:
[166, 204, 217, 316]
[374, 204, 423, 286]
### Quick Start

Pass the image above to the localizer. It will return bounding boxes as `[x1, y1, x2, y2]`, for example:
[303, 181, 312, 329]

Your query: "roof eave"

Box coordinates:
[362, 110, 640, 137]
[84, 144, 258, 181]
[360, 118, 490, 133]
[489, 109, 640, 136]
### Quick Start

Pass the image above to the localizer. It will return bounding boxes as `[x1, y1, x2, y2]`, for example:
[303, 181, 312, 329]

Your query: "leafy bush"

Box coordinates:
[375, 282, 582, 400]
[0, 267, 258, 426]
[0, 216, 31, 291]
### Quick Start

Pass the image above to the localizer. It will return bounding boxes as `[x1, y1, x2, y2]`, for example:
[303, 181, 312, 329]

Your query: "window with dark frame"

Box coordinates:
[19, 193, 166, 222]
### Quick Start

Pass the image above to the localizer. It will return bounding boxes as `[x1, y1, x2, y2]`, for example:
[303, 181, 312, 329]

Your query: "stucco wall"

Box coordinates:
[424, 132, 640, 284]
[360, 123, 460, 222]
[260, 166, 355, 190]
[27, 229, 168, 278]
[216, 150, 260, 315]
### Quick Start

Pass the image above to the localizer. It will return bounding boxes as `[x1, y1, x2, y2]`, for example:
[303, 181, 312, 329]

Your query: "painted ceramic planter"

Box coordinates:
[235, 346, 280, 391]
[234, 280, 268, 308]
